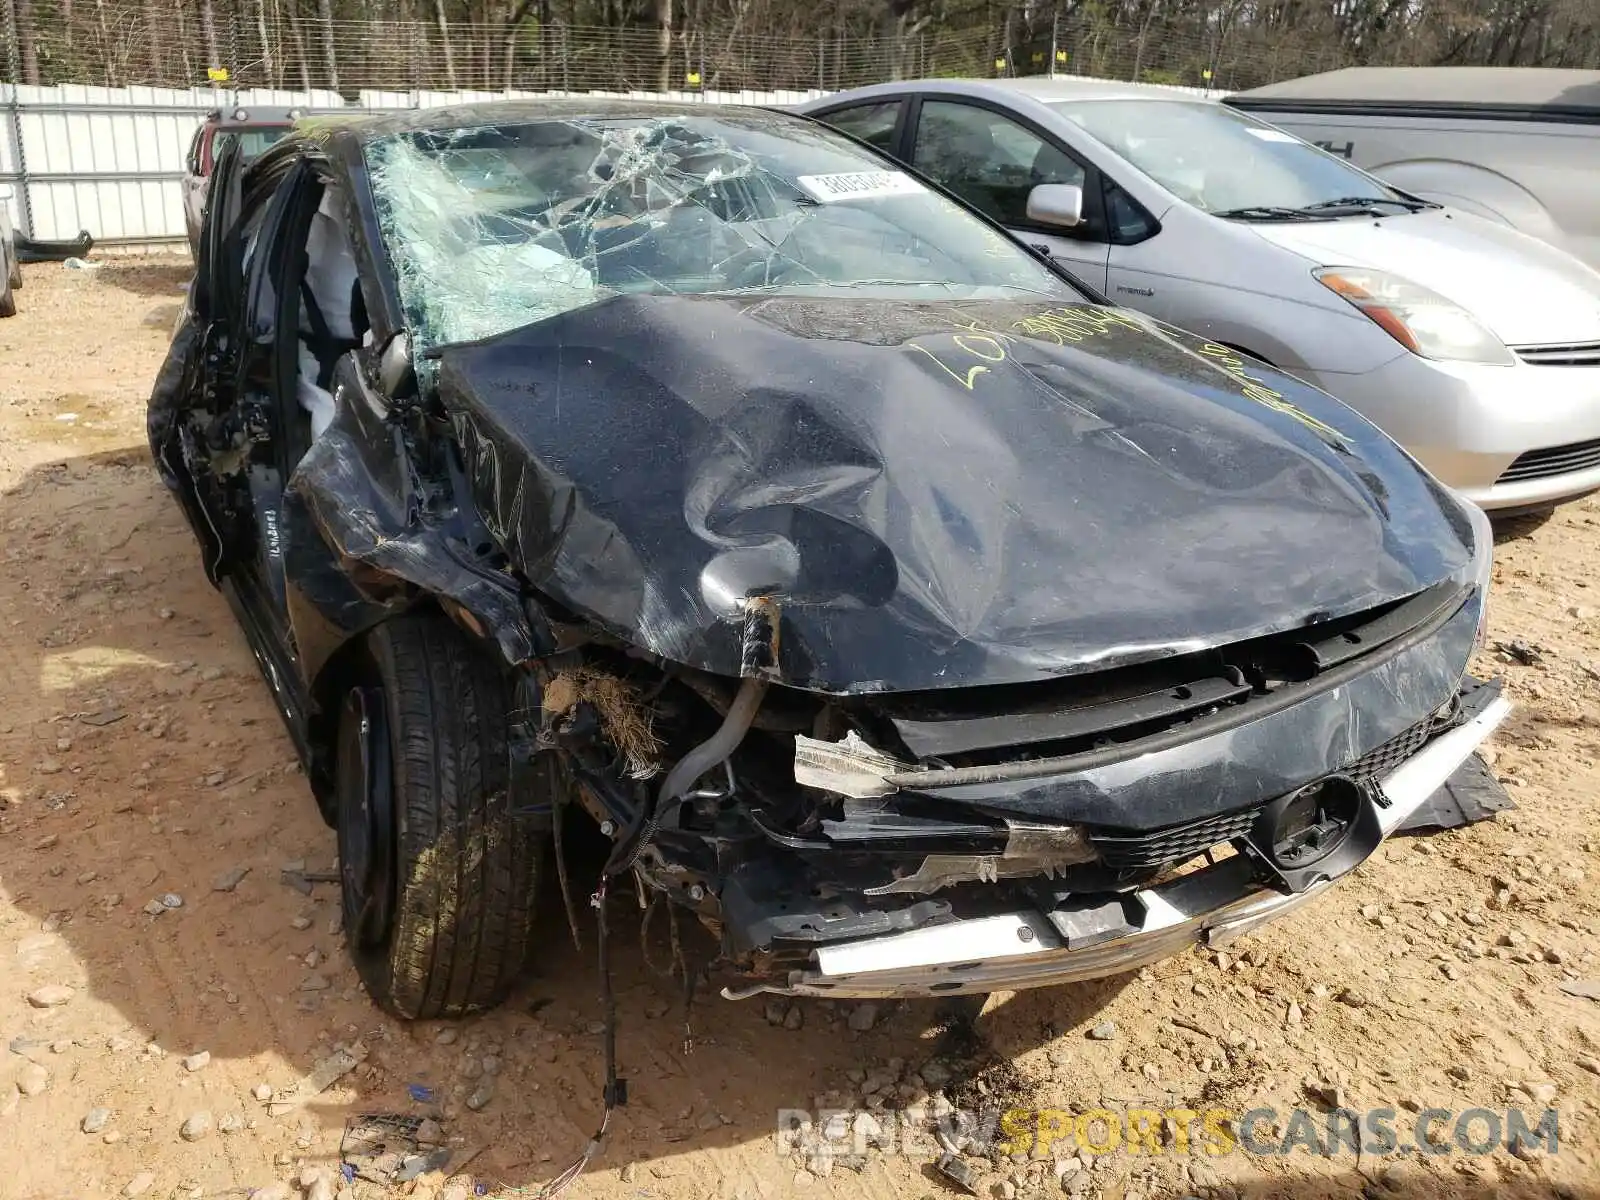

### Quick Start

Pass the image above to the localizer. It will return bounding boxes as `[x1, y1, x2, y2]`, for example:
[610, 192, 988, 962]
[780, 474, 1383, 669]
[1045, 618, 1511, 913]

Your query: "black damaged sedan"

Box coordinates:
[150, 99, 1509, 1020]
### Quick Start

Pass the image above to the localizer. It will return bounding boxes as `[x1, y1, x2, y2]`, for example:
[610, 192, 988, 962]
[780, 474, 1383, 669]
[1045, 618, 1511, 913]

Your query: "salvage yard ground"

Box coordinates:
[1, 259, 1599, 1200]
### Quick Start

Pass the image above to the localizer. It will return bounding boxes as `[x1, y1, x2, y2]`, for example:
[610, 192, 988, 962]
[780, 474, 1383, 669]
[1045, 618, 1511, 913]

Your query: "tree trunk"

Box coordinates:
[654, 0, 672, 93]
[141, 0, 163, 84]
[317, 0, 339, 89]
[286, 6, 313, 90]
[258, 0, 277, 87]
[434, 0, 457, 89]
[11, 0, 40, 84]
[537, 0, 550, 88]
[201, 0, 221, 69]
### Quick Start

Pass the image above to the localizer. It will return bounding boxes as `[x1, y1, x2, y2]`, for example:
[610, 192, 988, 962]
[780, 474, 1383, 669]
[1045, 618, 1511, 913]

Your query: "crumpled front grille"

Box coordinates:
[1089, 712, 1447, 870]
[1344, 717, 1435, 786]
[1090, 808, 1261, 870]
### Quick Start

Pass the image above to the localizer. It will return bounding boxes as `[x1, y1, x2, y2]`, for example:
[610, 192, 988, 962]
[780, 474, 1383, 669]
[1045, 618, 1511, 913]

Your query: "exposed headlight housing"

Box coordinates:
[1448, 489, 1495, 649]
[1314, 267, 1514, 366]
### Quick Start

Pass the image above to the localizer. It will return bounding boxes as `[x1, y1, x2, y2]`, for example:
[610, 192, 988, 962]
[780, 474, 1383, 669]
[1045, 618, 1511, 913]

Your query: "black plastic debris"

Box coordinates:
[1493, 638, 1544, 666]
[1396, 752, 1516, 835]
[15, 230, 93, 264]
[73, 708, 126, 727]
[934, 1153, 979, 1195]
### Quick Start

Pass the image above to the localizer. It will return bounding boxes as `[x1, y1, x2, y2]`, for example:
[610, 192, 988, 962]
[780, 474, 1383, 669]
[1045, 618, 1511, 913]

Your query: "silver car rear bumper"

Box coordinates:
[726, 692, 1511, 1000]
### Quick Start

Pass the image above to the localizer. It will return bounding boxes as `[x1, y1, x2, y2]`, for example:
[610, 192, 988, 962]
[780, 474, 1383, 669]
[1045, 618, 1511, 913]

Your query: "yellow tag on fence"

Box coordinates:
[207, 66, 229, 82]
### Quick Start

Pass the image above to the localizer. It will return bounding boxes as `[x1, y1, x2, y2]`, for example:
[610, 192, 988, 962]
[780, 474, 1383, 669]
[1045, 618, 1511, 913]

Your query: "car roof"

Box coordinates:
[308, 97, 795, 142]
[1228, 66, 1600, 113]
[986, 76, 1213, 103]
[802, 76, 1213, 107]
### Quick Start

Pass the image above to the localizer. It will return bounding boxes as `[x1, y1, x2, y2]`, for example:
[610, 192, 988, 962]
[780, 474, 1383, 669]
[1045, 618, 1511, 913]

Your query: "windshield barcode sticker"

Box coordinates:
[796, 171, 927, 202]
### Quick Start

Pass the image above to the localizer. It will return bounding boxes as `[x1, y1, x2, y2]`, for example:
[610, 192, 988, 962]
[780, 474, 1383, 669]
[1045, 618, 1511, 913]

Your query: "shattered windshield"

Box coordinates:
[365, 109, 1083, 350]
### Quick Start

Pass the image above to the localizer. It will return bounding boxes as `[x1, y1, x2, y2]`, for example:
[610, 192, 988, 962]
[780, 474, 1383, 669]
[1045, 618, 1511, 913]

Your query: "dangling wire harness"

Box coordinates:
[510, 673, 770, 1199]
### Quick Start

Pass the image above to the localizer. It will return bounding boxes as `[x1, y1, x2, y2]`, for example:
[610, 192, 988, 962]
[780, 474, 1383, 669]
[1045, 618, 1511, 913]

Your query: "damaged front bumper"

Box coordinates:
[723, 686, 1511, 1000]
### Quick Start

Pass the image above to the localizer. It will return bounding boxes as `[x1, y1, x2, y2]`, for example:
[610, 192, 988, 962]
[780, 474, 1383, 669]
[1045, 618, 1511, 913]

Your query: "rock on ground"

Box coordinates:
[847, 1003, 879, 1032]
[81, 1107, 112, 1134]
[26, 984, 74, 1008]
[16, 1063, 49, 1097]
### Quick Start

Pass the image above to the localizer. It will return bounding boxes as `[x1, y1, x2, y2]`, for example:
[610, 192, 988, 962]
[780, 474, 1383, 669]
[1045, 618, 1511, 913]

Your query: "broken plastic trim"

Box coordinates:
[862, 820, 1098, 896]
[882, 581, 1473, 790]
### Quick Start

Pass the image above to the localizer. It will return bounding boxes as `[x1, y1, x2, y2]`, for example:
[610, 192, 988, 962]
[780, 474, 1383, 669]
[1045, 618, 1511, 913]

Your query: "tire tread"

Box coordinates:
[363, 615, 541, 1019]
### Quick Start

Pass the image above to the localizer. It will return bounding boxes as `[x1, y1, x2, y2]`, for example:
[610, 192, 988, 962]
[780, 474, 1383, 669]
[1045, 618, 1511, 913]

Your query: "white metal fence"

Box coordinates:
[1, 76, 1211, 247]
[0, 83, 830, 244]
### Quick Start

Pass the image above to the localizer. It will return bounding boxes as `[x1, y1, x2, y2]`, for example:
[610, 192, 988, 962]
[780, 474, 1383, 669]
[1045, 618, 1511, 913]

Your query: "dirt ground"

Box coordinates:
[1, 259, 1598, 1200]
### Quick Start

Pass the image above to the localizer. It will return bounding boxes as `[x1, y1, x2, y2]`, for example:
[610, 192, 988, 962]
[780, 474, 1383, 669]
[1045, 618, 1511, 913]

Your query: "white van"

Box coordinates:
[1224, 67, 1600, 272]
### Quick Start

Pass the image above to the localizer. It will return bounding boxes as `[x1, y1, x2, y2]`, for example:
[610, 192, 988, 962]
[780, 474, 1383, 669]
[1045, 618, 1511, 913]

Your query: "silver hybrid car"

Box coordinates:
[799, 77, 1600, 514]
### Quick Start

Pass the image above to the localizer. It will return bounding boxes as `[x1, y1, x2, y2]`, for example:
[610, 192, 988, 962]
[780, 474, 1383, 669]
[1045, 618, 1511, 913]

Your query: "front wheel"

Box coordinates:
[335, 614, 548, 1019]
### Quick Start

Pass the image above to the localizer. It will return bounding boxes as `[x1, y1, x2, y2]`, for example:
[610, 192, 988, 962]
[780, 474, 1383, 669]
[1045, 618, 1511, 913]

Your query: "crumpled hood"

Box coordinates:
[1250, 209, 1600, 347]
[436, 294, 1473, 694]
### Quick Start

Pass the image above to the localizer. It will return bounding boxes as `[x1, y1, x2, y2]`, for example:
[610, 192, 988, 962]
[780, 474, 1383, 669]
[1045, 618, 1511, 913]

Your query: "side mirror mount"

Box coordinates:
[378, 331, 414, 400]
[1026, 183, 1084, 229]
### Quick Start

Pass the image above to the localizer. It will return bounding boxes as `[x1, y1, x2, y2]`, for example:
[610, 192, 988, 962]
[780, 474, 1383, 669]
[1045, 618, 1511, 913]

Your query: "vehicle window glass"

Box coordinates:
[214, 127, 292, 166]
[364, 111, 1084, 352]
[911, 100, 1085, 227]
[1104, 180, 1154, 242]
[818, 102, 902, 153]
[186, 128, 204, 175]
[1049, 99, 1397, 214]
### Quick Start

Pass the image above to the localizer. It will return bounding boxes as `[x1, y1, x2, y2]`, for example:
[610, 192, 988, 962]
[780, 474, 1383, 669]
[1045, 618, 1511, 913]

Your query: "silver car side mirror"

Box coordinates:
[0, 184, 13, 201]
[1026, 183, 1084, 229]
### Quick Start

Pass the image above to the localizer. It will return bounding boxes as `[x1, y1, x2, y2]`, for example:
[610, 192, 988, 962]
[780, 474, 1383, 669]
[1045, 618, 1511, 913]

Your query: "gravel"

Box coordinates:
[124, 1172, 156, 1197]
[179, 1110, 213, 1141]
[26, 984, 75, 1008]
[182, 1051, 210, 1072]
[81, 1107, 112, 1133]
[1086, 1021, 1117, 1041]
[846, 1003, 879, 1032]
[465, 1076, 496, 1112]
[16, 1063, 49, 1096]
